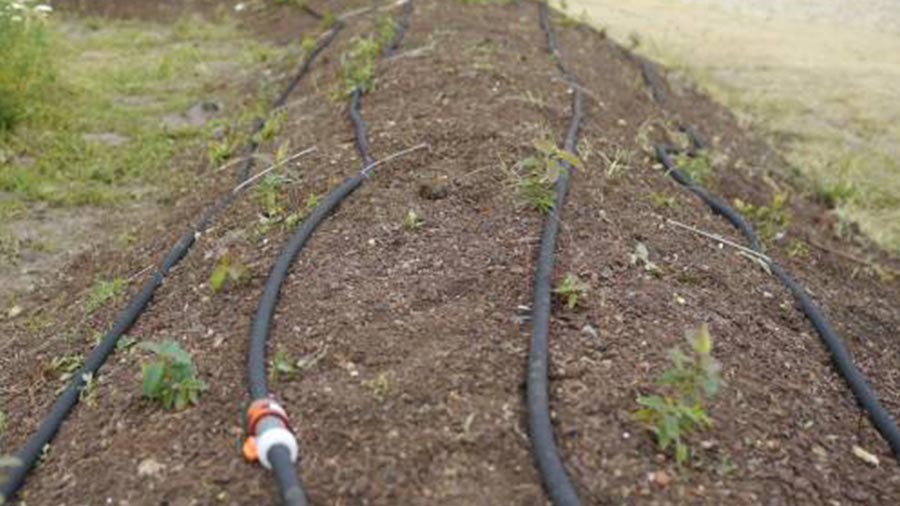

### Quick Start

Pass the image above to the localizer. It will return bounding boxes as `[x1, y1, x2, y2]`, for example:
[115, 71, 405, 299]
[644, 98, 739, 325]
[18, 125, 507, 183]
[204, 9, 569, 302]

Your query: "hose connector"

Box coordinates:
[242, 398, 298, 470]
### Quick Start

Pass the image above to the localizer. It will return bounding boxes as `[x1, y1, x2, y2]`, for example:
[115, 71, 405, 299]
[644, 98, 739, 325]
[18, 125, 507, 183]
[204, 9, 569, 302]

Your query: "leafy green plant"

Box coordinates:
[734, 193, 791, 242]
[516, 139, 582, 214]
[139, 340, 206, 411]
[553, 273, 588, 309]
[84, 277, 126, 314]
[651, 191, 677, 209]
[255, 109, 286, 143]
[337, 17, 401, 99]
[207, 138, 235, 166]
[634, 324, 721, 465]
[673, 151, 712, 184]
[299, 34, 317, 55]
[208, 254, 251, 293]
[339, 36, 381, 96]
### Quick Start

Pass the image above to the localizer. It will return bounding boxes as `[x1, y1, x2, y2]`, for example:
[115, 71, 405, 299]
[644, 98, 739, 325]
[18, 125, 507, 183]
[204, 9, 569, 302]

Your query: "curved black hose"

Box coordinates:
[270, 445, 309, 506]
[248, 173, 366, 399]
[0, 10, 339, 502]
[526, 3, 583, 505]
[655, 145, 900, 461]
[247, 3, 413, 504]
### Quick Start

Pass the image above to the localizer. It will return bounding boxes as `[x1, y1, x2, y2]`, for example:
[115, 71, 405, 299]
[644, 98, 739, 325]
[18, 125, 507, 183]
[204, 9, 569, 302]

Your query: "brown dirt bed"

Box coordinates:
[2, 1, 900, 505]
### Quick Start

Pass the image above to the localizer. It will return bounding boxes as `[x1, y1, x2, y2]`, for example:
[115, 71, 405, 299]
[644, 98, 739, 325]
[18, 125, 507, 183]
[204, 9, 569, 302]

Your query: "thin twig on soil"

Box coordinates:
[361, 143, 430, 176]
[806, 237, 900, 277]
[232, 146, 319, 193]
[666, 218, 772, 263]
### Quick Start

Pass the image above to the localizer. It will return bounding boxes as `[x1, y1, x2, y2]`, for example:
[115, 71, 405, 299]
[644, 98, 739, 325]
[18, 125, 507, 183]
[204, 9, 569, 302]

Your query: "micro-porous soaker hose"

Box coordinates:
[655, 145, 900, 461]
[0, 10, 340, 502]
[245, 3, 413, 504]
[527, 3, 584, 505]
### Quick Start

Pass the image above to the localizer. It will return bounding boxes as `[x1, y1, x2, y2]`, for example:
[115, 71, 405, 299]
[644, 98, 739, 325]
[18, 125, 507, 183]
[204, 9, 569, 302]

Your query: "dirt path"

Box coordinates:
[2, 1, 900, 505]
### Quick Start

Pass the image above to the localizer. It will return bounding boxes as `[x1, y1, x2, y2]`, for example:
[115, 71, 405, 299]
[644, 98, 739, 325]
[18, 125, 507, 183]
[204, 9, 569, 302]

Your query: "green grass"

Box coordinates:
[0, 1, 54, 133]
[84, 277, 126, 314]
[0, 12, 282, 208]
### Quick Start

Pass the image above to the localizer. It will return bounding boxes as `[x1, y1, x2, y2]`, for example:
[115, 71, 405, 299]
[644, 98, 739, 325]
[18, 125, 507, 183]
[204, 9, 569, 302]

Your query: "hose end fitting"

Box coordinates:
[242, 398, 298, 469]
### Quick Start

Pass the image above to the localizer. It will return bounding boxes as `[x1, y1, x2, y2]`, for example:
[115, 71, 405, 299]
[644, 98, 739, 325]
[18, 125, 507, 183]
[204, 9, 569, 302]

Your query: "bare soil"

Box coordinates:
[2, 1, 900, 505]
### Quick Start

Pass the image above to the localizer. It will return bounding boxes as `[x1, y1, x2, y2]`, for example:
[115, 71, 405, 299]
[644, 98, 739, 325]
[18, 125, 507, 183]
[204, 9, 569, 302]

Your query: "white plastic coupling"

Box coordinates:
[257, 425, 299, 470]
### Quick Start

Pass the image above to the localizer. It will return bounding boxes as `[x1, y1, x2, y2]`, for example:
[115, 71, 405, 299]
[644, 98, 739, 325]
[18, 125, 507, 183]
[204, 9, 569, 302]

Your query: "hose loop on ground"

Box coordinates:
[655, 144, 900, 462]
[246, 2, 413, 504]
[0, 7, 341, 502]
[527, 3, 585, 505]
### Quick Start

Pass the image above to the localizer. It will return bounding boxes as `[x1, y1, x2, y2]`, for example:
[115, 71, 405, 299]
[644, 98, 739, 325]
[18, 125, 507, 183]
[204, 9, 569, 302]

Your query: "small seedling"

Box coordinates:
[255, 109, 287, 143]
[209, 254, 251, 293]
[634, 324, 721, 465]
[0, 410, 7, 436]
[299, 35, 317, 55]
[139, 340, 206, 411]
[403, 209, 424, 231]
[84, 278, 126, 314]
[47, 354, 84, 382]
[339, 36, 381, 96]
[362, 372, 391, 402]
[651, 192, 677, 209]
[516, 139, 581, 214]
[79, 372, 98, 407]
[554, 273, 588, 309]
[602, 147, 633, 179]
[207, 138, 234, 166]
[786, 239, 809, 259]
[270, 347, 327, 382]
[673, 151, 712, 184]
[734, 193, 791, 242]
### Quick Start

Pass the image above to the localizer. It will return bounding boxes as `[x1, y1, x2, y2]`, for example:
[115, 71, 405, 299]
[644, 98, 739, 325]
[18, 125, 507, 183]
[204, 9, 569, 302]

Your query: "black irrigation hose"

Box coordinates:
[527, 3, 584, 506]
[0, 11, 340, 503]
[655, 146, 900, 461]
[246, 2, 413, 504]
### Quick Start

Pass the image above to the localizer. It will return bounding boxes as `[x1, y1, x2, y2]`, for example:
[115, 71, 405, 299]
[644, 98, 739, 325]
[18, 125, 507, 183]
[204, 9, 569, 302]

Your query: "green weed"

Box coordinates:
[339, 36, 381, 96]
[516, 139, 582, 214]
[208, 254, 251, 293]
[139, 340, 206, 411]
[672, 151, 712, 185]
[733, 193, 791, 242]
[337, 16, 400, 98]
[47, 354, 83, 382]
[815, 179, 856, 209]
[84, 278, 126, 314]
[634, 324, 721, 465]
[403, 209, 424, 231]
[651, 192, 677, 209]
[554, 273, 588, 309]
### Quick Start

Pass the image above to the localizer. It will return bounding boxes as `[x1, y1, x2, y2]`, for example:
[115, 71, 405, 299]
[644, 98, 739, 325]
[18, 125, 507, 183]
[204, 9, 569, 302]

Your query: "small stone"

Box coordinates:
[581, 324, 598, 339]
[651, 470, 672, 487]
[418, 182, 449, 200]
[138, 458, 166, 478]
[852, 445, 879, 467]
[7, 305, 23, 319]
